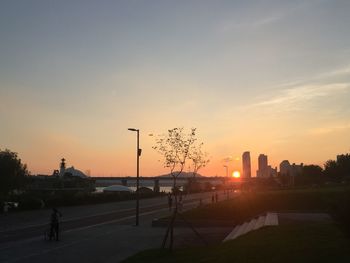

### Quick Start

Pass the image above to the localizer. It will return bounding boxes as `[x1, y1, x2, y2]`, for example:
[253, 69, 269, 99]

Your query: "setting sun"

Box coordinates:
[232, 171, 240, 178]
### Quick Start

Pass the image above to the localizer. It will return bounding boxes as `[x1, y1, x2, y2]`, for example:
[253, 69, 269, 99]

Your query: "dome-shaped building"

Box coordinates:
[64, 166, 87, 178]
[58, 158, 88, 178]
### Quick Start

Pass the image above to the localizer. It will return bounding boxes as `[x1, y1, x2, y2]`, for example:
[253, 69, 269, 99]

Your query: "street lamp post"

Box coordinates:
[128, 128, 141, 226]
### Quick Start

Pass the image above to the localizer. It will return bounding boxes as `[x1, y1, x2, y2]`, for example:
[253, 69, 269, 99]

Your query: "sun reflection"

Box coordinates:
[232, 171, 240, 178]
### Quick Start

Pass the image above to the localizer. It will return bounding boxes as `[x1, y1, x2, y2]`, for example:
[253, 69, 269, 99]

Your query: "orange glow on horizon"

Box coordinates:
[232, 171, 240, 178]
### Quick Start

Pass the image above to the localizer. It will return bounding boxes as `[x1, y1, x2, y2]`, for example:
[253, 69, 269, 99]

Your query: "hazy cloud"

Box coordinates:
[319, 66, 350, 79]
[220, 14, 282, 32]
[309, 123, 350, 135]
[267, 65, 350, 91]
[219, 1, 318, 33]
[250, 83, 349, 109]
[251, 14, 284, 28]
[222, 156, 233, 163]
[261, 83, 347, 106]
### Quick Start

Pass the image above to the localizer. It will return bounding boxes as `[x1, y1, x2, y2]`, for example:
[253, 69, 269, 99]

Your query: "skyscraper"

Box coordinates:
[242, 151, 251, 179]
[257, 154, 268, 177]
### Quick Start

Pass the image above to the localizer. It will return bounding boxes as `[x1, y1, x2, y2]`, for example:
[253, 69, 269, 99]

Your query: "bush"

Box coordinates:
[18, 196, 44, 210]
[182, 187, 350, 225]
[331, 190, 350, 235]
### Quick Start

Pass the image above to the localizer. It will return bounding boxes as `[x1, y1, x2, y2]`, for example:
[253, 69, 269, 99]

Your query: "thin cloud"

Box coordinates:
[220, 14, 282, 33]
[250, 83, 349, 109]
[251, 14, 284, 28]
[219, 1, 318, 33]
[268, 65, 350, 91]
[222, 156, 233, 163]
[309, 123, 350, 135]
[319, 66, 350, 79]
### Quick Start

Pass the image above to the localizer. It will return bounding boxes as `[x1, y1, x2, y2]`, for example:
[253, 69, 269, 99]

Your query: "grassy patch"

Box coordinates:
[122, 223, 350, 263]
[181, 186, 350, 224]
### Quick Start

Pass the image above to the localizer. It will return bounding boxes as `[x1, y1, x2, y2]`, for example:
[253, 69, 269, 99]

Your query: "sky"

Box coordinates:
[1, 0, 350, 177]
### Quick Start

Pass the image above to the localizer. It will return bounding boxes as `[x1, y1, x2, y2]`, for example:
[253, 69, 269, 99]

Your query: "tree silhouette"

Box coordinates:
[324, 154, 350, 182]
[295, 165, 324, 186]
[0, 149, 29, 199]
[189, 141, 210, 177]
[153, 127, 196, 205]
[186, 141, 210, 193]
[153, 127, 208, 250]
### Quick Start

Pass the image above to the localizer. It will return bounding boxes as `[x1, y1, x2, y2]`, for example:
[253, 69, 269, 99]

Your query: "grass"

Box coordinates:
[122, 222, 350, 263]
[181, 186, 350, 224]
[122, 186, 350, 262]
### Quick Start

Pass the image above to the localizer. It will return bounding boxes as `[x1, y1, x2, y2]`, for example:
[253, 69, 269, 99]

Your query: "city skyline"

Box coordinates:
[23, 151, 335, 178]
[1, 1, 350, 176]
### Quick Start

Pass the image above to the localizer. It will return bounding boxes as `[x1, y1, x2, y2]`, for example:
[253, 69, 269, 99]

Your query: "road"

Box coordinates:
[0, 191, 234, 263]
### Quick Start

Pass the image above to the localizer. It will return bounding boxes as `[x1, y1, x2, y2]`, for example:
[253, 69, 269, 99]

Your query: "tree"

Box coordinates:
[189, 142, 210, 177]
[324, 154, 350, 182]
[324, 160, 339, 181]
[153, 127, 208, 250]
[186, 142, 210, 193]
[295, 165, 324, 186]
[153, 127, 197, 203]
[336, 154, 350, 179]
[0, 149, 29, 199]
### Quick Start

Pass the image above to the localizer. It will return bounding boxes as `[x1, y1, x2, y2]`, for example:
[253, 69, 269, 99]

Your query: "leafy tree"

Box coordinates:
[336, 154, 350, 178]
[324, 154, 350, 182]
[295, 165, 324, 186]
[0, 149, 29, 199]
[324, 160, 339, 181]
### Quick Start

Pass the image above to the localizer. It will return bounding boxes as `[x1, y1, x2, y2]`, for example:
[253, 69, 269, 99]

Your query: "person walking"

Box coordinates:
[167, 193, 173, 212]
[178, 193, 183, 212]
[50, 208, 62, 241]
[3, 202, 9, 215]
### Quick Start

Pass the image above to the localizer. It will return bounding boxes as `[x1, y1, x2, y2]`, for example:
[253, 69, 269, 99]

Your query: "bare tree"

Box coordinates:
[153, 127, 208, 250]
[186, 142, 210, 194]
[189, 142, 210, 178]
[153, 127, 196, 208]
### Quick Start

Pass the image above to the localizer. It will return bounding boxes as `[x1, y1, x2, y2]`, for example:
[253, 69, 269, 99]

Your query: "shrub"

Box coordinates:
[18, 196, 44, 210]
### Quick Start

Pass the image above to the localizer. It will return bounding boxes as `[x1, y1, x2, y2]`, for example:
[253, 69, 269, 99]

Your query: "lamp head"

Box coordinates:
[128, 128, 138, 131]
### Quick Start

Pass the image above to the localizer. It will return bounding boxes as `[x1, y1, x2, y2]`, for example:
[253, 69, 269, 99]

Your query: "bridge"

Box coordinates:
[92, 176, 242, 188]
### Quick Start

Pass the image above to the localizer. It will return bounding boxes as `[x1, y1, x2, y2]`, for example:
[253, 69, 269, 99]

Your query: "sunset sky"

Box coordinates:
[1, 0, 350, 177]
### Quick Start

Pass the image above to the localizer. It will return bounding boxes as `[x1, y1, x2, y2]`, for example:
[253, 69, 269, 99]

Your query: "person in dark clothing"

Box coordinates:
[178, 193, 183, 212]
[167, 193, 173, 211]
[50, 208, 62, 241]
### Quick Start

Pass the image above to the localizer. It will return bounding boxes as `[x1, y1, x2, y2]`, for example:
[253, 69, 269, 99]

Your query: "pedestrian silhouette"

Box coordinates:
[178, 195, 183, 212]
[50, 208, 62, 241]
[168, 193, 173, 211]
[215, 192, 218, 203]
[3, 202, 9, 214]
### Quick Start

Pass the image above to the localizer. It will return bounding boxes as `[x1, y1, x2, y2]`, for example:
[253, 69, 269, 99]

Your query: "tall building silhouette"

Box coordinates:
[242, 151, 251, 179]
[257, 154, 268, 177]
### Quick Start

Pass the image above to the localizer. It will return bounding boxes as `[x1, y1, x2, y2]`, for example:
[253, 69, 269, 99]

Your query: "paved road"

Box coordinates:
[0, 191, 235, 263]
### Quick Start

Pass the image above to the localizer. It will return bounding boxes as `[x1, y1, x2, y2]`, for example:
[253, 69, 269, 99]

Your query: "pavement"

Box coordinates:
[0, 191, 236, 263]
